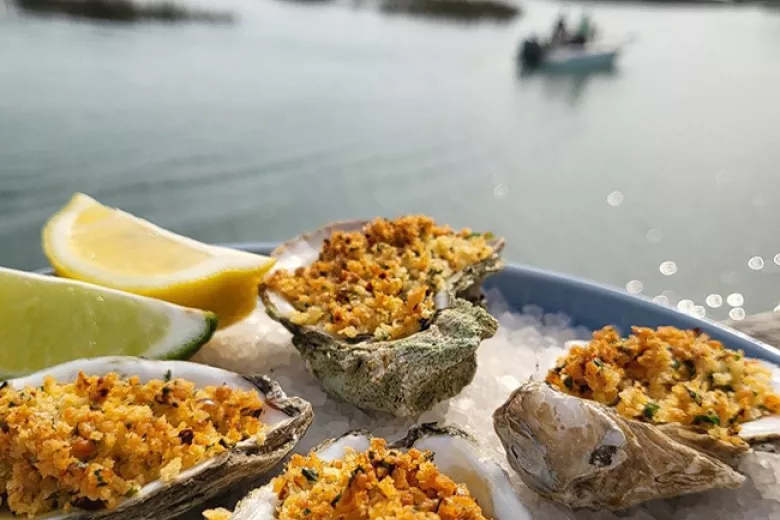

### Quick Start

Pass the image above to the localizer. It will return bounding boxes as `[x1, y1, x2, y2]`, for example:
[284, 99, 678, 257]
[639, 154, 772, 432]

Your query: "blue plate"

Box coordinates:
[226, 241, 780, 365]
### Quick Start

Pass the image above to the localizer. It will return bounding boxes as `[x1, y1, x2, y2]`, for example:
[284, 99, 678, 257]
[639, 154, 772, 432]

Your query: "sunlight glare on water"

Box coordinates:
[0, 0, 779, 321]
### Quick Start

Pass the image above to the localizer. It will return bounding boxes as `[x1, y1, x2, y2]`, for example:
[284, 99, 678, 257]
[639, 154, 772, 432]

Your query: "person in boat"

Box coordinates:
[568, 12, 592, 46]
[551, 14, 568, 47]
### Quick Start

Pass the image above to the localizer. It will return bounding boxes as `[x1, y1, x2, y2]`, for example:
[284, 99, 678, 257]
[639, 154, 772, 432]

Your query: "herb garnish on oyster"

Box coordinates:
[546, 326, 780, 447]
[260, 216, 504, 416]
[0, 357, 313, 520]
[203, 424, 532, 520]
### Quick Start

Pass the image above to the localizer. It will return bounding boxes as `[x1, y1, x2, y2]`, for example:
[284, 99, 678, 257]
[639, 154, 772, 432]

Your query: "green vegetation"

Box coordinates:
[379, 0, 520, 22]
[14, 0, 234, 24]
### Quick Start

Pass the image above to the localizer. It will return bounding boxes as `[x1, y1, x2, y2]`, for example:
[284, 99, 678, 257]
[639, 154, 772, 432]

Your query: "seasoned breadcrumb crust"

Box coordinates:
[204, 438, 490, 520]
[265, 216, 494, 341]
[0, 372, 266, 517]
[546, 326, 780, 444]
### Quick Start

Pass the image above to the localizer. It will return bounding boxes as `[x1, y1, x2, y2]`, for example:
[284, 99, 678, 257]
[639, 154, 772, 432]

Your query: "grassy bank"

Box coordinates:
[379, 0, 520, 21]
[14, 0, 234, 23]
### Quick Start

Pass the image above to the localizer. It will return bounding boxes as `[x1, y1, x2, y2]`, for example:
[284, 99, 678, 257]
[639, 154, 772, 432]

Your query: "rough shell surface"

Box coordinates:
[223, 423, 533, 520]
[260, 219, 504, 416]
[1, 357, 314, 520]
[492, 381, 746, 511]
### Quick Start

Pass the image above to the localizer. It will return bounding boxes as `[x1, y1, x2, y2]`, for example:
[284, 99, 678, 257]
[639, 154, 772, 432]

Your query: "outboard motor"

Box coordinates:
[520, 38, 543, 68]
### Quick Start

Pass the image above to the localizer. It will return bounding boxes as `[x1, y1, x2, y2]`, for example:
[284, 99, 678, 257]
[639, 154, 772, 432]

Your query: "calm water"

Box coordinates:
[2, 0, 780, 320]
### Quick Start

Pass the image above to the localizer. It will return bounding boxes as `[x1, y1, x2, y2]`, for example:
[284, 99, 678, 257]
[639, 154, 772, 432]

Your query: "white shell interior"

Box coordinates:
[562, 339, 588, 350]
[739, 414, 780, 439]
[270, 221, 367, 273]
[1, 357, 292, 520]
[228, 430, 532, 520]
[739, 361, 780, 440]
[410, 434, 532, 520]
[227, 486, 279, 520]
[264, 221, 365, 319]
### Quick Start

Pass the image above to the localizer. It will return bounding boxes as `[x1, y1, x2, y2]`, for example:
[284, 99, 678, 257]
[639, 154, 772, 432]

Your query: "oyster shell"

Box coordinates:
[653, 408, 780, 467]
[738, 359, 780, 449]
[215, 423, 533, 520]
[493, 380, 751, 511]
[556, 340, 780, 463]
[0, 357, 313, 520]
[260, 219, 504, 416]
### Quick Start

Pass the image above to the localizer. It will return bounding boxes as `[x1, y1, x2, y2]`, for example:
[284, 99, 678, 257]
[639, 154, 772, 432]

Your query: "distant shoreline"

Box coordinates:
[11, 0, 774, 28]
[13, 0, 235, 24]
[379, 0, 521, 22]
[12, 0, 525, 25]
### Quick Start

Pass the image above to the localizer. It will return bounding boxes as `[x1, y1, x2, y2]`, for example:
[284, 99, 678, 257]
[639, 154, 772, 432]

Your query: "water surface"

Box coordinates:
[2, 0, 780, 320]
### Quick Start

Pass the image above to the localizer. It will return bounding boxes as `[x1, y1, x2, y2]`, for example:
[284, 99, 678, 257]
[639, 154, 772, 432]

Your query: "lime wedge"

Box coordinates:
[0, 267, 217, 378]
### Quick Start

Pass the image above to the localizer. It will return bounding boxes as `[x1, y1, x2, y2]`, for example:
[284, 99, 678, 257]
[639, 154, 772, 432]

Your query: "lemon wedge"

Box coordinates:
[43, 193, 275, 328]
[0, 267, 217, 378]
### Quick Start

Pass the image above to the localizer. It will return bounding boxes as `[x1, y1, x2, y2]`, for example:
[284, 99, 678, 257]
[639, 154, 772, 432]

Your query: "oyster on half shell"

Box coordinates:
[493, 376, 780, 511]
[212, 423, 533, 520]
[260, 219, 505, 416]
[0, 357, 313, 520]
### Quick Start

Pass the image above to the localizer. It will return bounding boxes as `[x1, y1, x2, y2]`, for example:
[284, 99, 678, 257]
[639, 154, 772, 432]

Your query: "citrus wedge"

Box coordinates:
[0, 267, 217, 378]
[43, 194, 275, 328]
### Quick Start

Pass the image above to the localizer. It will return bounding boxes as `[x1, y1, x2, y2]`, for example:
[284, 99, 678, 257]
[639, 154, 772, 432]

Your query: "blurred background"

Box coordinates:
[1, 0, 779, 321]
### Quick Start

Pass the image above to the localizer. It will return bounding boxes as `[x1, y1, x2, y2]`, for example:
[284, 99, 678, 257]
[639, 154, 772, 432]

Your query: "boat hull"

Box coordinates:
[541, 48, 618, 72]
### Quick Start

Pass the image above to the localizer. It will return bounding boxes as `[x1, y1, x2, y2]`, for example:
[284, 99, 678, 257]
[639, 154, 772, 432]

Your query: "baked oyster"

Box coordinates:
[493, 327, 780, 511]
[260, 216, 504, 416]
[203, 423, 532, 520]
[0, 357, 313, 519]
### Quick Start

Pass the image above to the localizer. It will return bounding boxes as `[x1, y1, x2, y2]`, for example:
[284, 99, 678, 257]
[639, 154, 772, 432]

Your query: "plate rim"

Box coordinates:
[36, 240, 780, 365]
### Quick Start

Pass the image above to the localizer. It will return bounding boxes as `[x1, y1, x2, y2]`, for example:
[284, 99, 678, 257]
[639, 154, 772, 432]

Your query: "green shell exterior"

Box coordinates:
[260, 219, 504, 417]
[267, 298, 497, 416]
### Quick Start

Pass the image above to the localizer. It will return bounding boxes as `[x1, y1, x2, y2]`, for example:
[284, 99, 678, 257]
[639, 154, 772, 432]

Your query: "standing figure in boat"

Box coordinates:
[551, 14, 568, 47]
[570, 11, 594, 45]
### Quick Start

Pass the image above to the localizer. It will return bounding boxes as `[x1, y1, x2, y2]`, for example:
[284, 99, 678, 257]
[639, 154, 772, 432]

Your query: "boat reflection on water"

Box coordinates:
[516, 62, 620, 106]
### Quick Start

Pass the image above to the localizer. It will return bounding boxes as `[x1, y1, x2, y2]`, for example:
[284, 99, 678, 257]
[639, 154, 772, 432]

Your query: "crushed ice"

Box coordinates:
[192, 293, 780, 520]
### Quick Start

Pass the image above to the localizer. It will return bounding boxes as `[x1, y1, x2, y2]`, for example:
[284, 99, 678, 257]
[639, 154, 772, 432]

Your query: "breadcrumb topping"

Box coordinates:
[205, 438, 491, 520]
[546, 326, 780, 444]
[265, 216, 495, 341]
[0, 372, 266, 516]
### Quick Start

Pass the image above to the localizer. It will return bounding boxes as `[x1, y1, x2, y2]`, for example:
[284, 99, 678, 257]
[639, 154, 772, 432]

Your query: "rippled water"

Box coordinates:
[2, 0, 780, 320]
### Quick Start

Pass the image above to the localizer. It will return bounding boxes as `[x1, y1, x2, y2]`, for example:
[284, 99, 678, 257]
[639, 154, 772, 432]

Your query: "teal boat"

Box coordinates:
[520, 41, 620, 72]
[540, 44, 620, 72]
